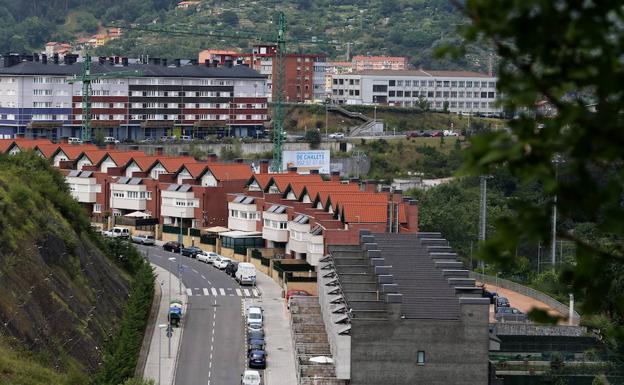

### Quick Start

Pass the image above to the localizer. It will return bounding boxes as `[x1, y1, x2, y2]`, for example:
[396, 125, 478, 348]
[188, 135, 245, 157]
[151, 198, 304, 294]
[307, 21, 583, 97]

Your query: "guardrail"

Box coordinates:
[470, 272, 581, 320]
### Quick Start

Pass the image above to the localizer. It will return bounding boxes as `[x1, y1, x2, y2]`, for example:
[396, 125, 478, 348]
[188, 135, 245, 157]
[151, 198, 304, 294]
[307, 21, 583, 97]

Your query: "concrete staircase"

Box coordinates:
[327, 105, 382, 137]
[290, 296, 347, 385]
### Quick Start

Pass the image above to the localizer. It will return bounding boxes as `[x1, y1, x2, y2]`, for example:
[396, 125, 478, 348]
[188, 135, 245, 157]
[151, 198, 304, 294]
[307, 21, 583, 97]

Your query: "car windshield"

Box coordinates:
[245, 374, 260, 380]
[249, 313, 261, 319]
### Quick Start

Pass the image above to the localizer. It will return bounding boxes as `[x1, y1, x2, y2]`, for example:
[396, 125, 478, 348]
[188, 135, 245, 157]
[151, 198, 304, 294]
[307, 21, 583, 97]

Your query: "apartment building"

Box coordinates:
[351, 55, 408, 71]
[0, 54, 269, 140]
[330, 69, 501, 115]
[200, 45, 327, 102]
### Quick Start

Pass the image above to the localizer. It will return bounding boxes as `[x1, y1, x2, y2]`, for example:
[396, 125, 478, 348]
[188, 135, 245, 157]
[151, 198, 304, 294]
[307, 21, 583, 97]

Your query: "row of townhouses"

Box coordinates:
[0, 54, 269, 141]
[1, 139, 418, 268]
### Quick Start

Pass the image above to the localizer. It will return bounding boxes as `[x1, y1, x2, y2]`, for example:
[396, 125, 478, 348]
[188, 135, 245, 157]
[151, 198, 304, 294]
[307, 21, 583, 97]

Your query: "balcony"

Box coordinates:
[66, 176, 101, 203]
[262, 211, 288, 243]
[161, 190, 198, 218]
[287, 220, 310, 255]
[228, 200, 259, 232]
[306, 234, 324, 266]
[110, 183, 148, 211]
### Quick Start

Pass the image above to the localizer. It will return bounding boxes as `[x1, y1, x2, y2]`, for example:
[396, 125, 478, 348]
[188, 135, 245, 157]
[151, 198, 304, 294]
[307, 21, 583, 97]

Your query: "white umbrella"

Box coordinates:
[309, 356, 334, 364]
[124, 211, 150, 218]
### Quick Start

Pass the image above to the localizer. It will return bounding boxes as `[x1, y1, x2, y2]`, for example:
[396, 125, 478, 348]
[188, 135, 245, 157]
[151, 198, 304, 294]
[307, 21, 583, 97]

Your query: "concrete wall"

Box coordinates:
[349, 302, 489, 385]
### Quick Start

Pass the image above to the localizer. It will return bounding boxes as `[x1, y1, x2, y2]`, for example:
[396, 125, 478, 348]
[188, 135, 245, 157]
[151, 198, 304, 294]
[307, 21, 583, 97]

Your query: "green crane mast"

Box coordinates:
[69, 54, 142, 142]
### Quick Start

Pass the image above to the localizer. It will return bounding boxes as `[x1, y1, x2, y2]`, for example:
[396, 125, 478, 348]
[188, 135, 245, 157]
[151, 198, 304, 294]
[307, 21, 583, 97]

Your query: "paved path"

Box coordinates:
[143, 264, 187, 385]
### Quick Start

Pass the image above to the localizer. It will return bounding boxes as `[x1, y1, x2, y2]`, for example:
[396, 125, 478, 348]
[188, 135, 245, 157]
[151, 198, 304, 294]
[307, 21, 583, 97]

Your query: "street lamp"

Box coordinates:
[157, 324, 168, 385]
[167, 257, 176, 358]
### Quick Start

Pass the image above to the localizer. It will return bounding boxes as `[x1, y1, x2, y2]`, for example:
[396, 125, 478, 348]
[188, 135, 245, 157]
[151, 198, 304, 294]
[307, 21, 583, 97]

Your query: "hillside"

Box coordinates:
[0, 152, 150, 385]
[0, 0, 491, 71]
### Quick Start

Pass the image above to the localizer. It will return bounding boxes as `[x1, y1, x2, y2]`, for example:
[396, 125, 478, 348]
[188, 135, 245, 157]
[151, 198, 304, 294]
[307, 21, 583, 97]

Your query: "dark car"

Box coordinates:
[163, 241, 183, 253]
[225, 261, 239, 277]
[421, 131, 432, 137]
[180, 246, 202, 258]
[480, 286, 498, 304]
[248, 350, 266, 369]
[495, 296, 510, 308]
[247, 330, 265, 342]
[430, 130, 443, 137]
[247, 339, 265, 354]
[495, 307, 527, 322]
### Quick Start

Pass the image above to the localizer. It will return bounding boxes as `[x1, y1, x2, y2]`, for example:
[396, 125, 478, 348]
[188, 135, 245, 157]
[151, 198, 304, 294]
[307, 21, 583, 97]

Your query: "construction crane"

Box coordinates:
[109, 10, 328, 172]
[68, 54, 142, 142]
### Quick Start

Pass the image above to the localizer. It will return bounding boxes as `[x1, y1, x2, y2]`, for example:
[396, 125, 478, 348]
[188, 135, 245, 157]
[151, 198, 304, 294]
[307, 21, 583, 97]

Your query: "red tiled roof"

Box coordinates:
[177, 163, 209, 178]
[306, 183, 359, 202]
[207, 163, 253, 181]
[130, 156, 161, 171]
[325, 192, 388, 209]
[13, 139, 53, 149]
[270, 174, 323, 192]
[248, 174, 273, 190]
[340, 202, 406, 223]
[57, 144, 99, 160]
[78, 149, 113, 164]
[99, 151, 146, 167]
[35, 143, 61, 158]
[0, 140, 15, 153]
[153, 157, 196, 173]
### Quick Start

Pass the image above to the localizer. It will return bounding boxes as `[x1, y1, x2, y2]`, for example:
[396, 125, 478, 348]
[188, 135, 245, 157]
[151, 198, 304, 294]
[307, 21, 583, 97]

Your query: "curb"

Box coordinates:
[135, 266, 162, 377]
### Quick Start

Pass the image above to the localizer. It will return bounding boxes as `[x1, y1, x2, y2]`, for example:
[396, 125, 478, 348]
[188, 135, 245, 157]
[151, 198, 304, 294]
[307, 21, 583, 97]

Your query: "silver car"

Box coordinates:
[131, 234, 155, 245]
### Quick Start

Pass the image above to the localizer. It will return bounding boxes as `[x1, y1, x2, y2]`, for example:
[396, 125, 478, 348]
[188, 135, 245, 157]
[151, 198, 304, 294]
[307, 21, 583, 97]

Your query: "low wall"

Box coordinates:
[492, 323, 586, 337]
[287, 281, 318, 296]
[470, 272, 581, 320]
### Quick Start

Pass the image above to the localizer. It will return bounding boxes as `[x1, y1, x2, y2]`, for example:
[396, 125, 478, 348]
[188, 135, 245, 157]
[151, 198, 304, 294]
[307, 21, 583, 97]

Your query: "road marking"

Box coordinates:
[192, 269, 199, 274]
[252, 289, 260, 297]
[203, 288, 209, 296]
[243, 289, 251, 297]
[201, 275, 206, 280]
[236, 289, 242, 296]
[219, 288, 226, 296]
[211, 288, 218, 296]
[186, 288, 192, 296]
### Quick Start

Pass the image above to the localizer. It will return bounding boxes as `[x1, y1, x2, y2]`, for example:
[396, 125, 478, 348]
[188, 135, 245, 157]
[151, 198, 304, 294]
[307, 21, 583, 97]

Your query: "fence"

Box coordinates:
[250, 249, 270, 266]
[470, 272, 581, 320]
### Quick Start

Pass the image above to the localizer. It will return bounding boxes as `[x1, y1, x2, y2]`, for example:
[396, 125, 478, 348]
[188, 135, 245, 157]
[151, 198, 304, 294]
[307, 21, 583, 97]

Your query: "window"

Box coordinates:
[405, 80, 411, 86]
[459, 81, 465, 87]
[488, 92, 496, 99]
[33, 89, 52, 96]
[33, 102, 52, 108]
[388, 91, 395, 97]
[389, 80, 396, 86]
[422, 81, 429, 87]
[466, 81, 473, 88]
[372, 85, 387, 93]
[93, 204, 102, 213]
[451, 81, 457, 87]
[443, 81, 450, 87]
[397, 80, 403, 86]
[417, 351, 425, 365]
[396, 91, 403, 97]
[481, 81, 488, 87]
[436, 81, 442, 87]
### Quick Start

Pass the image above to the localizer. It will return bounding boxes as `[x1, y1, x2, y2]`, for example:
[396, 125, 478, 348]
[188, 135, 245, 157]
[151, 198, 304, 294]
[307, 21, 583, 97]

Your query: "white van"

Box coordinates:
[246, 306, 263, 326]
[236, 262, 257, 285]
[68, 137, 83, 144]
[103, 227, 130, 238]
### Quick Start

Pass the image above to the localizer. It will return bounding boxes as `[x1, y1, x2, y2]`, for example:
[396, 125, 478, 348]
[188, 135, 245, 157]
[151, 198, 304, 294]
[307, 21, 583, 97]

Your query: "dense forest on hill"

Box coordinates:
[0, 0, 491, 72]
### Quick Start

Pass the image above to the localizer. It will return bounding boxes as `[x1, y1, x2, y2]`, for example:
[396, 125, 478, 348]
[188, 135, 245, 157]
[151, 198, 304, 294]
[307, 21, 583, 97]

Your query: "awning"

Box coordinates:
[203, 226, 230, 233]
[124, 211, 151, 218]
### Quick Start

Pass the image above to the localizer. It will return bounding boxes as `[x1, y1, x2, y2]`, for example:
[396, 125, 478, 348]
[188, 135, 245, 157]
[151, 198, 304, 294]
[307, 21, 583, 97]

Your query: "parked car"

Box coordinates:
[104, 136, 120, 143]
[248, 350, 266, 369]
[140, 137, 155, 143]
[241, 369, 261, 385]
[421, 131, 432, 137]
[495, 296, 510, 309]
[197, 251, 220, 264]
[246, 306, 263, 327]
[443, 130, 459, 137]
[68, 137, 83, 144]
[103, 227, 130, 238]
[180, 246, 203, 258]
[163, 241, 183, 253]
[328, 132, 345, 139]
[214, 256, 232, 269]
[225, 261, 239, 277]
[235, 262, 256, 285]
[247, 339, 265, 354]
[430, 130, 443, 137]
[180, 135, 192, 141]
[247, 323, 263, 332]
[406, 131, 422, 138]
[495, 307, 527, 322]
[286, 289, 310, 309]
[247, 329, 265, 342]
[131, 234, 155, 245]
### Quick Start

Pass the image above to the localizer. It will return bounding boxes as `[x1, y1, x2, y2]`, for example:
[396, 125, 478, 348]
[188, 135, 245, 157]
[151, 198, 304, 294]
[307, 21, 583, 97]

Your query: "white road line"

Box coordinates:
[201, 275, 206, 280]
[219, 288, 226, 296]
[186, 288, 192, 296]
[252, 289, 259, 297]
[211, 288, 218, 296]
[203, 288, 209, 295]
[235, 288, 243, 296]
[192, 269, 199, 274]
[243, 289, 251, 297]
[207, 280, 212, 285]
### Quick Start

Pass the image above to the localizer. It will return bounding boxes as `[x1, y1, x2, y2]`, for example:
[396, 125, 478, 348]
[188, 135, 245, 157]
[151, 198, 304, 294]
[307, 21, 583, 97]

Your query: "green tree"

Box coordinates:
[305, 130, 321, 149]
[221, 10, 239, 27]
[450, 0, 624, 355]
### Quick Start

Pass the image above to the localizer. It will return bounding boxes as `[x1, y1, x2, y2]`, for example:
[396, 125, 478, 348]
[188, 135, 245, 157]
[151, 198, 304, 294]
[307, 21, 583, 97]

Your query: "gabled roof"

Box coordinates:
[127, 156, 161, 172]
[55, 144, 99, 160]
[324, 192, 388, 211]
[150, 157, 196, 173]
[338, 202, 406, 224]
[266, 173, 324, 193]
[97, 151, 146, 167]
[13, 139, 53, 150]
[77, 149, 114, 164]
[35, 143, 61, 158]
[0, 140, 15, 153]
[176, 162, 209, 179]
[246, 173, 273, 190]
[206, 163, 253, 181]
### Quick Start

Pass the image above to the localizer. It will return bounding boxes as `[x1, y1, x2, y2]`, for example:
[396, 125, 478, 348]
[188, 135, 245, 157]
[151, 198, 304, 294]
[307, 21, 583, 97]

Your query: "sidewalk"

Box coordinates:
[249, 271, 297, 385]
[143, 264, 188, 385]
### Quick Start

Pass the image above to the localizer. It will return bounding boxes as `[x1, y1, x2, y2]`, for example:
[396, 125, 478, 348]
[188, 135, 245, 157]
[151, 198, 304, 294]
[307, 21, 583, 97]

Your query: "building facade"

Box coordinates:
[351, 55, 408, 71]
[0, 54, 269, 140]
[330, 69, 501, 115]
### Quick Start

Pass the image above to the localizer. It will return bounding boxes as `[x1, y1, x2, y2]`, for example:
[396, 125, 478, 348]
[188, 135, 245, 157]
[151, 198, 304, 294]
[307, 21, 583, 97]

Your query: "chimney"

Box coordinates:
[330, 171, 340, 182]
[122, 57, 129, 66]
[392, 188, 403, 203]
[41, 54, 47, 64]
[162, 58, 167, 66]
[260, 159, 269, 173]
[155, 146, 164, 156]
[174, 58, 181, 67]
[207, 153, 218, 163]
[310, 169, 319, 175]
[404, 199, 419, 232]
[287, 166, 297, 174]
[234, 158, 244, 163]
[364, 179, 378, 193]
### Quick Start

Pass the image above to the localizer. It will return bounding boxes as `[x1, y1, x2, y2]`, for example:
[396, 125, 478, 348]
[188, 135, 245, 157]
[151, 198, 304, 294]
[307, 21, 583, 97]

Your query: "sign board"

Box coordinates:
[282, 150, 330, 174]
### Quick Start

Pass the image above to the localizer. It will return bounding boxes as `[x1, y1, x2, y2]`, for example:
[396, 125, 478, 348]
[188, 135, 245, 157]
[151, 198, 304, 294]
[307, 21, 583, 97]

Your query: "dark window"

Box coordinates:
[179, 92, 185, 97]
[389, 80, 396, 86]
[443, 91, 449, 98]
[481, 92, 488, 98]
[333, 79, 338, 85]
[349, 79, 354, 85]
[389, 91, 395, 97]
[404, 91, 411, 97]
[372, 85, 388, 93]
[396, 91, 403, 97]
[488, 92, 495, 99]
[427, 91, 434, 97]
[355, 90, 360, 96]
[417, 351, 425, 365]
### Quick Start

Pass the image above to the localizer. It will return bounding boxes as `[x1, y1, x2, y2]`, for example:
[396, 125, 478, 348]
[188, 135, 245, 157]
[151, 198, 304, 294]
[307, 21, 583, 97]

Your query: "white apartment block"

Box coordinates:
[330, 70, 501, 115]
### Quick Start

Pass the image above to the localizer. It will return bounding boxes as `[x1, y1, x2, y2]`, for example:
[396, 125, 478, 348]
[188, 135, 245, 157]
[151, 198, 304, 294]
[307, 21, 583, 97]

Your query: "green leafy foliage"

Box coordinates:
[448, 0, 624, 359]
[305, 129, 321, 149]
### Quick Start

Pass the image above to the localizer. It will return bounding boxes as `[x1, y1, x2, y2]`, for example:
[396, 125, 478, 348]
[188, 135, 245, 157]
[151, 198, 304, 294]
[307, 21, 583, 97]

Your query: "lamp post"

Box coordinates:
[167, 257, 176, 358]
[157, 324, 167, 385]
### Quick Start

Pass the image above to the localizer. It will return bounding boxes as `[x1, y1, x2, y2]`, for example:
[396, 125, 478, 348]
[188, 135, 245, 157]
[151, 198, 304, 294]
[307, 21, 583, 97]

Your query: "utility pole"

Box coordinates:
[478, 176, 487, 272]
[271, 11, 286, 172]
[551, 155, 562, 270]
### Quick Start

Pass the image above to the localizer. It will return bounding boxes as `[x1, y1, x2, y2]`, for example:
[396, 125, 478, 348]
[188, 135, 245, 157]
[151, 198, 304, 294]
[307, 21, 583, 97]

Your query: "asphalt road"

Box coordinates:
[140, 245, 246, 385]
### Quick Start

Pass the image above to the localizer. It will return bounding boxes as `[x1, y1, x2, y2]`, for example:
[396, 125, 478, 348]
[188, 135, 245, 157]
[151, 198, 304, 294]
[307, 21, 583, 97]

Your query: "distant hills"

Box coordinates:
[0, 0, 491, 71]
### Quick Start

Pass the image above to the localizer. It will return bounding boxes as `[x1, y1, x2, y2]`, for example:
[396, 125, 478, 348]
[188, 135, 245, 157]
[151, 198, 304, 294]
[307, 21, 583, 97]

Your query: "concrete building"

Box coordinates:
[317, 231, 490, 384]
[351, 55, 408, 71]
[330, 69, 501, 115]
[0, 54, 269, 140]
